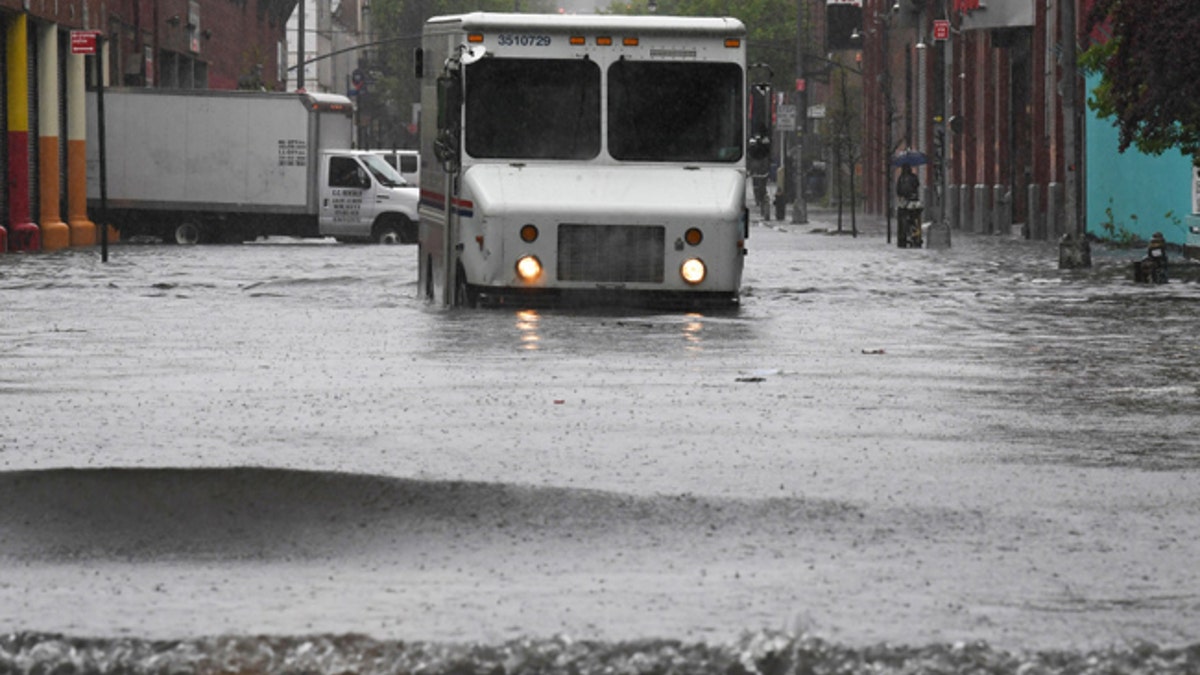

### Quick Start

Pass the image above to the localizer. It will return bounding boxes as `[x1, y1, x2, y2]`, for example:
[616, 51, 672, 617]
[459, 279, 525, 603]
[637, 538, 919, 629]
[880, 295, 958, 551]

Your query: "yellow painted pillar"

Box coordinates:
[6, 14, 39, 251]
[66, 49, 96, 246]
[39, 22, 70, 251]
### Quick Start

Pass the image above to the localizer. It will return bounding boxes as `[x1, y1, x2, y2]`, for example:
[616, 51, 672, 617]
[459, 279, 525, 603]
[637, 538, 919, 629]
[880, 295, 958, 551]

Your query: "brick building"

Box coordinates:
[1, 0, 296, 252]
[859, 0, 1087, 240]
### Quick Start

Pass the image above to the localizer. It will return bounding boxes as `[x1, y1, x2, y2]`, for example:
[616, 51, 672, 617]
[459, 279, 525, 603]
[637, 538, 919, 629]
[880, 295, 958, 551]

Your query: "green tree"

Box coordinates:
[366, 0, 557, 147]
[605, 0, 811, 95]
[366, 0, 811, 147]
[1082, 0, 1200, 165]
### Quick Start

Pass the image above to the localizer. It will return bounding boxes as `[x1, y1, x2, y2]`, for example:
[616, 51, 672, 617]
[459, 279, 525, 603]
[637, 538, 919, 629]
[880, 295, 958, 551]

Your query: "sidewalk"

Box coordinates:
[751, 193, 889, 238]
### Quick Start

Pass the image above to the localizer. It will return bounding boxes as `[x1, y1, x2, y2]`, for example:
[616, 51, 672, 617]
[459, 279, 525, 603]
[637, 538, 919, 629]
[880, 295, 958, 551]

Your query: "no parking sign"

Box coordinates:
[70, 31, 101, 55]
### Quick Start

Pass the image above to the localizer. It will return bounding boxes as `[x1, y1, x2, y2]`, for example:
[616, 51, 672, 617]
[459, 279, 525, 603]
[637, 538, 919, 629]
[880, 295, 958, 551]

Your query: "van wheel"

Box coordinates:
[377, 227, 401, 245]
[374, 218, 416, 245]
[174, 221, 202, 245]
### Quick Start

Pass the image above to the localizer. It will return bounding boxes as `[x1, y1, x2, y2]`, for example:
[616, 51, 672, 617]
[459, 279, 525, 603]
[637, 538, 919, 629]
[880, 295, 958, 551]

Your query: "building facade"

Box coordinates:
[1, 0, 296, 253]
[857, 0, 1200, 252]
[859, 0, 1081, 241]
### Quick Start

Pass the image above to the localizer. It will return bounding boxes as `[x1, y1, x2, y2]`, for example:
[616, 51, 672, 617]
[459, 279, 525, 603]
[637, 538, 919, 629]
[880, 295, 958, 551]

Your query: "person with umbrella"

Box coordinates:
[896, 165, 920, 202]
[893, 151, 925, 248]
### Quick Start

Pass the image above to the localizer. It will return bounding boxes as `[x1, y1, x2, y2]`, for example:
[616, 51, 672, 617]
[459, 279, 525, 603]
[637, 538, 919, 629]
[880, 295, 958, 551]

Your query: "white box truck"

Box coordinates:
[416, 12, 748, 308]
[87, 88, 419, 244]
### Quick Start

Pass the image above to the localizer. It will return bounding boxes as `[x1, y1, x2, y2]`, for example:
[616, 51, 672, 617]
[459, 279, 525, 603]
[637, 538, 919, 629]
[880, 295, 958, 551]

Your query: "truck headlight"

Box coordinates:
[516, 255, 543, 282]
[680, 258, 706, 285]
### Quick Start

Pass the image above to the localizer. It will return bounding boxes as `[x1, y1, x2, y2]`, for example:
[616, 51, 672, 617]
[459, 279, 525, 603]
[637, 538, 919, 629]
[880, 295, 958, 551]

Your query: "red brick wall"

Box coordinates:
[0, 0, 294, 90]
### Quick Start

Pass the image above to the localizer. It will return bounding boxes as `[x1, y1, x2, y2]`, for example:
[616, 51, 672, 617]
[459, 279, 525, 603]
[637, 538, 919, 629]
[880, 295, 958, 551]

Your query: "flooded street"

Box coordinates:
[2, 213, 1199, 660]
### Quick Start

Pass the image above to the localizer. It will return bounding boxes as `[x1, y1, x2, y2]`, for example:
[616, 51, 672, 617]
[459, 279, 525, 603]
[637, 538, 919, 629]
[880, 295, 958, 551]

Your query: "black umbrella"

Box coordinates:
[892, 149, 928, 167]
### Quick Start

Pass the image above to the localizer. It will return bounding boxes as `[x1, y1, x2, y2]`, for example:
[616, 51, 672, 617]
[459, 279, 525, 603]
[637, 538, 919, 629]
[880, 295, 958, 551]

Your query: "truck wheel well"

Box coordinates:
[372, 214, 417, 244]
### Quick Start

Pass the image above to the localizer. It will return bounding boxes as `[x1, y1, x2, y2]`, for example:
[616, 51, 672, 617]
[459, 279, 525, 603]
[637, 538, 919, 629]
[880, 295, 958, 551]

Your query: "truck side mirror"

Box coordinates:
[434, 73, 462, 173]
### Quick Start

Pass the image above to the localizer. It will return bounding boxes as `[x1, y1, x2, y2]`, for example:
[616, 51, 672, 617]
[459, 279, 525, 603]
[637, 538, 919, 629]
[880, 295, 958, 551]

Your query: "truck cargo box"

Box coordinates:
[87, 88, 353, 215]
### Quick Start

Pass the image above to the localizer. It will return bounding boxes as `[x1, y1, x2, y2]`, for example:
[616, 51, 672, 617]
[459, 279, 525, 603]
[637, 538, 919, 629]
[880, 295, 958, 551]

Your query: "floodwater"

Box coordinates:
[2, 214, 1199, 662]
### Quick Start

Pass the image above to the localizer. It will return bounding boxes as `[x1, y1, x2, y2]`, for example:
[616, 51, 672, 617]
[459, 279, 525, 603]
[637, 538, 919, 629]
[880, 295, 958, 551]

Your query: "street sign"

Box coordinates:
[70, 31, 100, 55]
[776, 104, 797, 132]
[933, 20, 951, 40]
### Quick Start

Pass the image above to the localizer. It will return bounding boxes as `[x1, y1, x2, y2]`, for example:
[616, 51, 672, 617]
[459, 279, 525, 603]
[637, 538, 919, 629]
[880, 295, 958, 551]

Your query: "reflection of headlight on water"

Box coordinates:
[683, 312, 704, 349]
[680, 258, 706, 285]
[516, 309, 540, 350]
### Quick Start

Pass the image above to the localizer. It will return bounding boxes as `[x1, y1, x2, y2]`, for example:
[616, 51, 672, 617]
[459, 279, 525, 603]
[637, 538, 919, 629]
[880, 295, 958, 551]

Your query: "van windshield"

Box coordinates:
[360, 153, 410, 187]
[608, 61, 743, 162]
[465, 58, 601, 160]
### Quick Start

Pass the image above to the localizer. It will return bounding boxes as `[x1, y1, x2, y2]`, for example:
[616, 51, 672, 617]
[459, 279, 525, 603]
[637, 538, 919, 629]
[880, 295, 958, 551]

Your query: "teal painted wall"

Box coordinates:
[1085, 74, 1195, 245]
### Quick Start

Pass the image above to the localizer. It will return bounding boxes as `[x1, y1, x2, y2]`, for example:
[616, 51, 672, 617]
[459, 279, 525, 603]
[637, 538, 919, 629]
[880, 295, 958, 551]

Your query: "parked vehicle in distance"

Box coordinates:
[370, 150, 421, 187]
[87, 89, 419, 244]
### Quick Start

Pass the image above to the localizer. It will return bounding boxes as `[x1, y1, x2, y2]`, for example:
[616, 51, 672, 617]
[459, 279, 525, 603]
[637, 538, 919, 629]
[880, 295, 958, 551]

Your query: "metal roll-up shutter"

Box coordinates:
[58, 26, 69, 220]
[1, 16, 8, 222]
[26, 16, 38, 224]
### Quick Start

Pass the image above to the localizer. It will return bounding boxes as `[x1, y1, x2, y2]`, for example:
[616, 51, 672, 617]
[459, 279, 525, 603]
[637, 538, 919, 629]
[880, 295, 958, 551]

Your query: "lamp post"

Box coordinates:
[1057, 0, 1090, 268]
[857, 1, 897, 243]
[296, 0, 306, 90]
[792, 0, 808, 224]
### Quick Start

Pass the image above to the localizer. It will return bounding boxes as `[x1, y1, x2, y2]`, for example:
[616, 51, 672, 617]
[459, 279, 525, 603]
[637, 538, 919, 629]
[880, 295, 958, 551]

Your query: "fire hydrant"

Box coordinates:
[1134, 232, 1168, 284]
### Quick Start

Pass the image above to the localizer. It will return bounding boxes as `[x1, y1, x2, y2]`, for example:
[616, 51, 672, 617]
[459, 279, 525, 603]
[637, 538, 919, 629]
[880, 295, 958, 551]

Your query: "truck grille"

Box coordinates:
[557, 224, 665, 283]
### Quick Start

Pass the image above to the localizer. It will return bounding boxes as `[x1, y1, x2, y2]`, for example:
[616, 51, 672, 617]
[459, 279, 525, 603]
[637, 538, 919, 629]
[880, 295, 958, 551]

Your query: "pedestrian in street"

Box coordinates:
[895, 165, 922, 248]
[896, 165, 920, 203]
[1137, 231, 1169, 283]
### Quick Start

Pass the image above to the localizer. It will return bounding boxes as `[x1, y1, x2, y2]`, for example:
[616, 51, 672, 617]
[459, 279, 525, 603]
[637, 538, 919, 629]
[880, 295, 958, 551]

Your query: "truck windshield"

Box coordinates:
[360, 153, 410, 187]
[608, 61, 743, 163]
[465, 58, 601, 160]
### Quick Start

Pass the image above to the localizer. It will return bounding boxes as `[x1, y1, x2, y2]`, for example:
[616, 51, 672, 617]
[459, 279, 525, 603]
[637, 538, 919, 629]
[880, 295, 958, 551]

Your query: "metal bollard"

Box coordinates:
[1027, 184, 1044, 241]
[945, 184, 960, 231]
[973, 185, 987, 234]
[1047, 182, 1064, 238]
[994, 184, 1010, 236]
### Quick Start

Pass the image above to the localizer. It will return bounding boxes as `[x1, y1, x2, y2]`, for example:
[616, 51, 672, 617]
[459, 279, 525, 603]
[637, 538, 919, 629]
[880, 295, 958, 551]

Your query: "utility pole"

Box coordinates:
[296, 0, 306, 91]
[942, 0, 952, 235]
[792, 0, 808, 224]
[1057, 0, 1090, 267]
[927, 0, 952, 248]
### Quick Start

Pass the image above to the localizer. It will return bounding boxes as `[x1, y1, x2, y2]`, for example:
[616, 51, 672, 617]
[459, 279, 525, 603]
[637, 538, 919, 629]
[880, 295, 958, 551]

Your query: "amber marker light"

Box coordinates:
[516, 255, 543, 282]
[623, 37, 639, 46]
[467, 33, 484, 43]
[570, 36, 586, 45]
[684, 228, 703, 246]
[520, 224, 539, 242]
[680, 258, 706, 285]
[596, 36, 613, 46]
[725, 38, 741, 48]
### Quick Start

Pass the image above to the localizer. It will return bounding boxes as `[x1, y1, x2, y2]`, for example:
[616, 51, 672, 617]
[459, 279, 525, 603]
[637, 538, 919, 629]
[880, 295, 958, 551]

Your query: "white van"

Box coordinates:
[371, 150, 420, 187]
